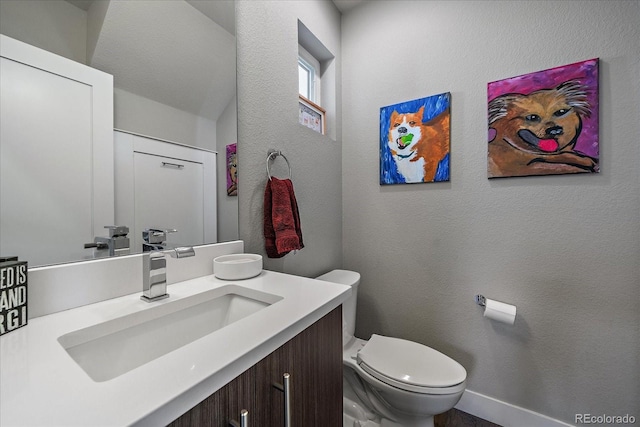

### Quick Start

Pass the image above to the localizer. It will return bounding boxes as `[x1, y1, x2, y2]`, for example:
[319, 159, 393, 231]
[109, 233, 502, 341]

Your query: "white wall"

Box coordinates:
[0, 0, 87, 64]
[236, 0, 343, 277]
[341, 0, 639, 424]
[114, 87, 217, 150]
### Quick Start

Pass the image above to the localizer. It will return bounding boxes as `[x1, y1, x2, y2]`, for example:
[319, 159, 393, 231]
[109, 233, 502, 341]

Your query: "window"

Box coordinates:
[298, 56, 315, 101]
[298, 46, 320, 103]
[297, 20, 335, 138]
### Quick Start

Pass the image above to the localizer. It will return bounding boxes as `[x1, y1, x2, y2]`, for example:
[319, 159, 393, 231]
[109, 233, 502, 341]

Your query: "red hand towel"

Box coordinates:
[264, 177, 304, 258]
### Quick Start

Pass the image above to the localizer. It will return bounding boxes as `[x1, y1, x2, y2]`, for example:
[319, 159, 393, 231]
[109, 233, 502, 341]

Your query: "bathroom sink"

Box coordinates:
[58, 285, 282, 382]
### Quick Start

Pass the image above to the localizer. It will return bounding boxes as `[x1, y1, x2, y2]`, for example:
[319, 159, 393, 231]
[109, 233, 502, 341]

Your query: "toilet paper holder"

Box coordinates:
[474, 294, 517, 325]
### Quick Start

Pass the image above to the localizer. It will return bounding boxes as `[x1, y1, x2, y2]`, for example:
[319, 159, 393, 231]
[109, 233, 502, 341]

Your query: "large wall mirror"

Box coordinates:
[0, 0, 238, 267]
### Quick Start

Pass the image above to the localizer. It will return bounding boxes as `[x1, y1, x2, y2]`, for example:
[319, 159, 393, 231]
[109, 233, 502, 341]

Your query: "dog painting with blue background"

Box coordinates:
[380, 93, 451, 185]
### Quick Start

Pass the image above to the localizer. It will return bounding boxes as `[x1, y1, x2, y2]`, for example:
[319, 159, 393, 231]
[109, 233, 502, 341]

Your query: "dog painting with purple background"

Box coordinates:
[488, 59, 599, 178]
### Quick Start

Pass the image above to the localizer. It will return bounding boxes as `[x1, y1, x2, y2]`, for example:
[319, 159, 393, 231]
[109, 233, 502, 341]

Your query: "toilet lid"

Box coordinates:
[356, 334, 466, 391]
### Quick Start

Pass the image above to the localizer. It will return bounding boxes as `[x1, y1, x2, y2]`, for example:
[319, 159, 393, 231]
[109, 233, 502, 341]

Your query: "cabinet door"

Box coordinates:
[133, 152, 205, 249]
[168, 306, 343, 427]
[168, 365, 256, 427]
[255, 306, 343, 426]
[114, 130, 217, 251]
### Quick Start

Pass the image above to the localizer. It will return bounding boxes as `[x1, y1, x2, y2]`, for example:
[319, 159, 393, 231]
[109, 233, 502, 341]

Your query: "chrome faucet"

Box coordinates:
[140, 228, 195, 302]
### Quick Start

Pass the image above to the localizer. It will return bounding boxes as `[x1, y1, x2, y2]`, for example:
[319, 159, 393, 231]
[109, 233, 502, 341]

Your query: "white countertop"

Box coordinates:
[0, 270, 350, 427]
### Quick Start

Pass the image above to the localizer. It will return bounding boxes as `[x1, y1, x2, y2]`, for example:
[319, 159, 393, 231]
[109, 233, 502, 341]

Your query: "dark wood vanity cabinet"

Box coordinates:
[169, 367, 256, 427]
[168, 305, 342, 427]
[255, 305, 343, 426]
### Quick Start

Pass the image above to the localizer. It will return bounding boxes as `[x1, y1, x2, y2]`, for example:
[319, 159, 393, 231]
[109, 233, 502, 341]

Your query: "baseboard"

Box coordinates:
[455, 389, 575, 427]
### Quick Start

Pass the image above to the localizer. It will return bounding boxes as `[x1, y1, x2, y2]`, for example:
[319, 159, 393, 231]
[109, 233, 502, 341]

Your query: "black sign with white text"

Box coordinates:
[0, 258, 28, 336]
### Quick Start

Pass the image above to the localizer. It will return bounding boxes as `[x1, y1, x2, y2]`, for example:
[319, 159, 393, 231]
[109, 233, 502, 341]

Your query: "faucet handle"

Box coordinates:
[173, 246, 195, 258]
[84, 241, 109, 249]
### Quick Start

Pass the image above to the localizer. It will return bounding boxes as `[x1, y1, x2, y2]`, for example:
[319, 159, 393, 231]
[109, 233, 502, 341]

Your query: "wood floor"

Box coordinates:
[434, 408, 502, 427]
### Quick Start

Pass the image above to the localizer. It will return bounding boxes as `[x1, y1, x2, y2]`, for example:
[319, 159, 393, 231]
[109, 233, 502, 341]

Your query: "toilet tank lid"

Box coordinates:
[316, 269, 360, 287]
[357, 334, 466, 388]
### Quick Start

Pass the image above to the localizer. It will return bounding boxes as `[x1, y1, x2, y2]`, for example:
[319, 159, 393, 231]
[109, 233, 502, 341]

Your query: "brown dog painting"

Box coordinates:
[487, 59, 599, 178]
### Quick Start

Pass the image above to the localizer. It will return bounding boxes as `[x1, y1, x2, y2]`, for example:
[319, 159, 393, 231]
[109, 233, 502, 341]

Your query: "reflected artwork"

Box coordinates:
[226, 143, 238, 196]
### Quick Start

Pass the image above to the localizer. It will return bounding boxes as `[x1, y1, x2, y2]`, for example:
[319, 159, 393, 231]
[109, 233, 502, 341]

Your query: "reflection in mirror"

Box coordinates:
[0, 0, 238, 267]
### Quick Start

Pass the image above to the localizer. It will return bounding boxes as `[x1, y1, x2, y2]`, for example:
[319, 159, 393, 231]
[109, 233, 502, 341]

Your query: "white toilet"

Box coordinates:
[316, 270, 467, 427]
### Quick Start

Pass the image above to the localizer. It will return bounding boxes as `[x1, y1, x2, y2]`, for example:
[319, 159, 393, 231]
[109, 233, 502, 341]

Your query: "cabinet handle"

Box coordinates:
[161, 161, 184, 169]
[273, 373, 291, 427]
[229, 409, 248, 427]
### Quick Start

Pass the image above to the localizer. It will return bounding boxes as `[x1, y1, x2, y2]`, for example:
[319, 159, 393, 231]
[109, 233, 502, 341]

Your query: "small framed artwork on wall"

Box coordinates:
[380, 92, 451, 185]
[487, 58, 599, 178]
[299, 95, 325, 135]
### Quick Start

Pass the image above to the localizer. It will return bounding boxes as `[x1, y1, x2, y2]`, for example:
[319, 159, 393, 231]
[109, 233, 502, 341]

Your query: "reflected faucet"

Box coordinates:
[141, 228, 195, 302]
[142, 228, 176, 252]
[84, 225, 130, 257]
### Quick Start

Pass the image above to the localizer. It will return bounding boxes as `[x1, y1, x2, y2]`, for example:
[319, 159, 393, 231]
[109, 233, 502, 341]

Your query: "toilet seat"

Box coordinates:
[356, 334, 467, 394]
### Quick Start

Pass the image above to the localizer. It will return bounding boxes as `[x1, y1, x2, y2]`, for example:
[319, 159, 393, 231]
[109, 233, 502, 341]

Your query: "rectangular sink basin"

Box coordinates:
[58, 285, 282, 382]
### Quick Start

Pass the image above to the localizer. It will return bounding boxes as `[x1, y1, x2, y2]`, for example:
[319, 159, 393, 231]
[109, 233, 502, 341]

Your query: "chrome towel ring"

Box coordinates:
[266, 149, 292, 181]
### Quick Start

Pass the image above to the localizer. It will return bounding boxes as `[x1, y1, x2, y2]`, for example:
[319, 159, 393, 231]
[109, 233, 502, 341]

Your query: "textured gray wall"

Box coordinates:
[341, 0, 639, 423]
[236, 0, 343, 277]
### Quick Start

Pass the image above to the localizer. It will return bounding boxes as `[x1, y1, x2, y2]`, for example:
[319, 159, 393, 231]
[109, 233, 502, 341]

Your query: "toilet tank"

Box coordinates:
[316, 270, 360, 345]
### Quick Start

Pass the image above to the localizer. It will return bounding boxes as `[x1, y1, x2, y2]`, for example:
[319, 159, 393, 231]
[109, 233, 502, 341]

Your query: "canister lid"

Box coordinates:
[316, 269, 361, 287]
